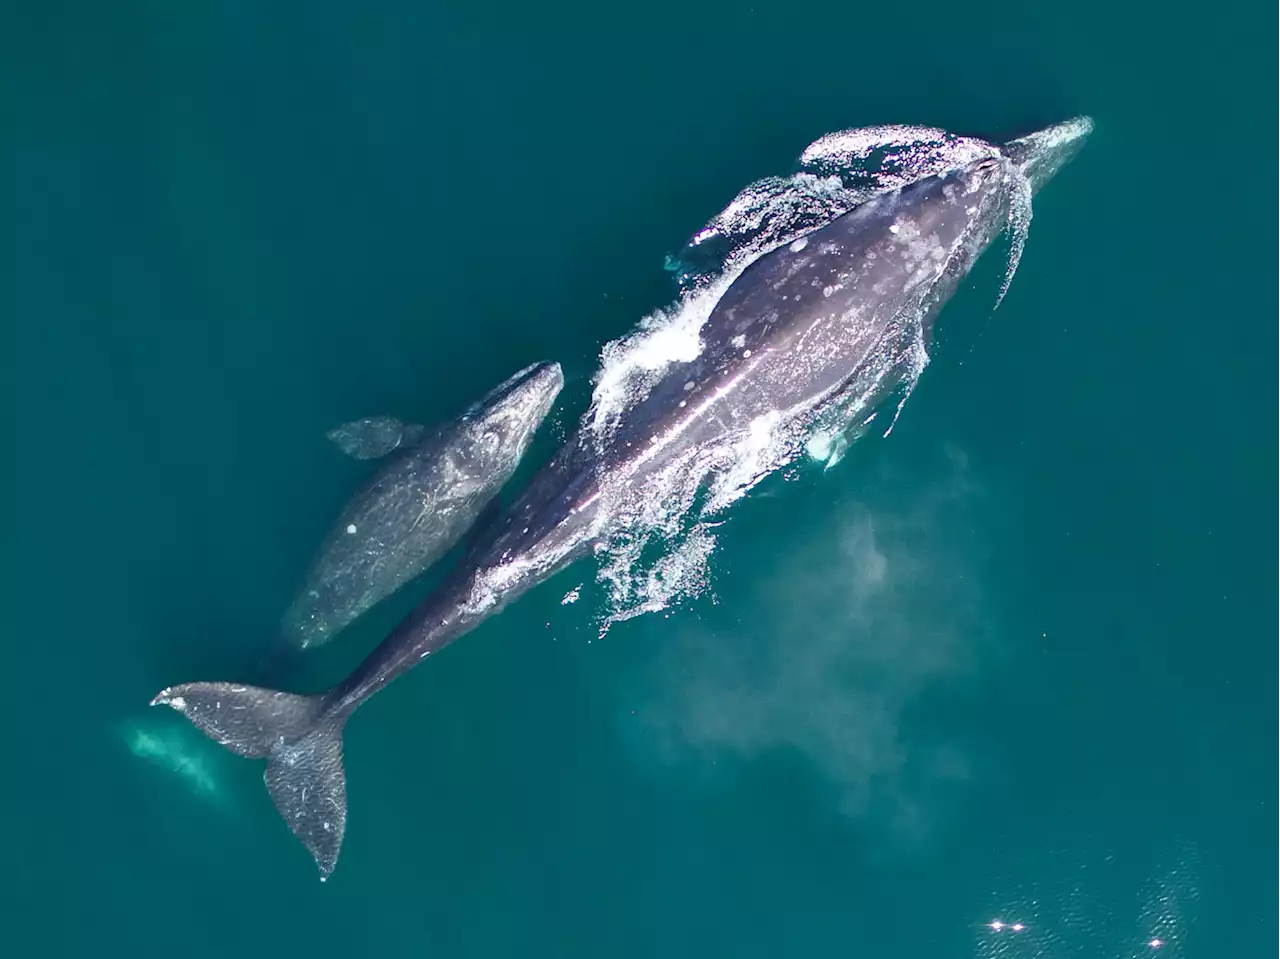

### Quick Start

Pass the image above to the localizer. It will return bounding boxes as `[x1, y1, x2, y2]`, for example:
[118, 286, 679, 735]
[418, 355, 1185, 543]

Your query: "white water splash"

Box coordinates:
[798, 125, 998, 185]
[668, 125, 1007, 293]
[995, 167, 1034, 309]
[589, 275, 731, 440]
[596, 522, 719, 634]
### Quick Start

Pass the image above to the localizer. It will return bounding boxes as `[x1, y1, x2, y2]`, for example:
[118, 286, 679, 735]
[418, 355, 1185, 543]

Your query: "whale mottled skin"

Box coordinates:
[282, 361, 564, 650]
[152, 119, 1091, 879]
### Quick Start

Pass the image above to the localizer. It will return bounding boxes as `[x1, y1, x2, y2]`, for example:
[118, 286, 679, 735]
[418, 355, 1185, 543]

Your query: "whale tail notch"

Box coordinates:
[151, 681, 348, 881]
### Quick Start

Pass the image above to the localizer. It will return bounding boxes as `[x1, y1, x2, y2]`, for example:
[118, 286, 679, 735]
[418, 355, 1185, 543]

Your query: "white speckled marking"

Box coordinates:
[683, 380, 696, 391]
[789, 236, 808, 252]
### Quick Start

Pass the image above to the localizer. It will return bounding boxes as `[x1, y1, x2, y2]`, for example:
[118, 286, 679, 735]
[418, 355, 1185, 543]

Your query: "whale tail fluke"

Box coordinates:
[151, 682, 348, 880]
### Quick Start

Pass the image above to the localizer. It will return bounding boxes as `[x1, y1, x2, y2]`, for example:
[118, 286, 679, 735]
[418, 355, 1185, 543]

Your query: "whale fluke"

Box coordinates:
[152, 683, 347, 880]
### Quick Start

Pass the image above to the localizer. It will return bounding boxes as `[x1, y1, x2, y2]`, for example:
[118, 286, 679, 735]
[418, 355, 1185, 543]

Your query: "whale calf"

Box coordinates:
[153, 118, 1092, 879]
[283, 361, 564, 649]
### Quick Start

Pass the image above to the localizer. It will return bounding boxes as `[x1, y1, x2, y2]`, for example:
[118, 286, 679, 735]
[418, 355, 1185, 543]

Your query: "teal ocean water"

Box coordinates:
[1, 3, 1272, 956]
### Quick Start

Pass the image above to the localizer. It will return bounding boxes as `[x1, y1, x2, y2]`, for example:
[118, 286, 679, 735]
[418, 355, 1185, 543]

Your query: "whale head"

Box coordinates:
[463, 360, 565, 467]
[1001, 116, 1094, 196]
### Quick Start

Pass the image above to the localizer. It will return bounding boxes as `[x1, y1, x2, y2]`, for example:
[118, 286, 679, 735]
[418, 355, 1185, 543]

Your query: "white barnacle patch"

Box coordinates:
[894, 218, 946, 275]
[683, 380, 696, 392]
[822, 285, 836, 297]
[169, 696, 187, 711]
[731, 334, 746, 349]
[742, 349, 752, 358]
[346, 524, 357, 535]
[888, 223, 900, 234]
[788, 236, 809, 252]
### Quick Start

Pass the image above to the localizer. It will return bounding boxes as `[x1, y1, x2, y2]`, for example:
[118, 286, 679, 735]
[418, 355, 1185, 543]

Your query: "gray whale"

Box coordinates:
[153, 118, 1092, 879]
[282, 361, 564, 649]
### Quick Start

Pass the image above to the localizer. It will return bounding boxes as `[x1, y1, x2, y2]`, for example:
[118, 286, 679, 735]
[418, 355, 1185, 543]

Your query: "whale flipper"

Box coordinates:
[326, 416, 426, 460]
[152, 683, 347, 880]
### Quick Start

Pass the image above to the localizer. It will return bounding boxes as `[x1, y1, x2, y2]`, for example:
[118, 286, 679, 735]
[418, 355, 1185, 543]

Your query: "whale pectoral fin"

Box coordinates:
[325, 416, 425, 460]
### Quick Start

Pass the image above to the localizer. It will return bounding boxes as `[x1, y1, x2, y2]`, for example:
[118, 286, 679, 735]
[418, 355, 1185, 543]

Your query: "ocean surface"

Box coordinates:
[1, 2, 1273, 956]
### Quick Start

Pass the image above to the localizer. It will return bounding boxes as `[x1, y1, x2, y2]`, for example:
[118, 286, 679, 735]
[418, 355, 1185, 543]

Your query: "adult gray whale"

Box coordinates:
[282, 361, 564, 650]
[153, 118, 1092, 879]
